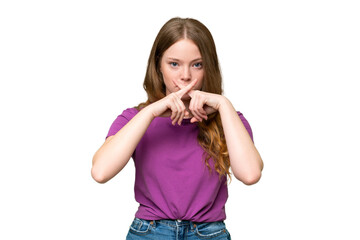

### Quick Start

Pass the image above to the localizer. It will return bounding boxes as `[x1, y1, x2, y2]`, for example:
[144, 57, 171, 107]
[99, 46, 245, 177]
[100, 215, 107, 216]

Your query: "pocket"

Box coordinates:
[194, 221, 230, 239]
[128, 218, 153, 236]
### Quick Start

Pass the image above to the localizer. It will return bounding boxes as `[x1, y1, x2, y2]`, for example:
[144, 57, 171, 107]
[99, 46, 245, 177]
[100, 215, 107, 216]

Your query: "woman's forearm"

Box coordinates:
[91, 106, 155, 183]
[218, 97, 263, 185]
[91, 84, 198, 183]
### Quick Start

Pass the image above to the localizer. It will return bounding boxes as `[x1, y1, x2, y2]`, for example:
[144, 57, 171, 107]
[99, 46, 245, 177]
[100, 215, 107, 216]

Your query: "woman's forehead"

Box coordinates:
[163, 39, 202, 60]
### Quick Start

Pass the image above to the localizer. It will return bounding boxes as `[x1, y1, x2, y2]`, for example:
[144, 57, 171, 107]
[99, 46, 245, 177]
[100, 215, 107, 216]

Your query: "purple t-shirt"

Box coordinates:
[106, 108, 253, 222]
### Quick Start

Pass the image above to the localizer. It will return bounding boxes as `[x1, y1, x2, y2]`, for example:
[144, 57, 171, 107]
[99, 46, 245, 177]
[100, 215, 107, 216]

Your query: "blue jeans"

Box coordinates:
[126, 218, 231, 240]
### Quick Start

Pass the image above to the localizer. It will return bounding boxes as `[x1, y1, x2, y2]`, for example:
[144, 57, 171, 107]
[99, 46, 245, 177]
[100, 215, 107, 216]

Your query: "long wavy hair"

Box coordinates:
[136, 17, 231, 183]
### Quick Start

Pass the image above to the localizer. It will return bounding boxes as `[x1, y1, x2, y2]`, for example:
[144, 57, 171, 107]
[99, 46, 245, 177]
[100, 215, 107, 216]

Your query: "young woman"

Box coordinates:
[92, 17, 263, 240]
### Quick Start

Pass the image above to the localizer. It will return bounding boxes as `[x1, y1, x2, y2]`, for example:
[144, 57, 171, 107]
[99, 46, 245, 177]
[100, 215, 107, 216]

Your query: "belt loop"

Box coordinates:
[192, 221, 197, 230]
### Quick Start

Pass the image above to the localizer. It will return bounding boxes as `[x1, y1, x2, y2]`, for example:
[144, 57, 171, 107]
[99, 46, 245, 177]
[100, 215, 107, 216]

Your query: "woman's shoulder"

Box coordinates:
[235, 110, 250, 124]
[113, 107, 138, 120]
[235, 110, 254, 142]
[122, 107, 139, 115]
[236, 110, 243, 116]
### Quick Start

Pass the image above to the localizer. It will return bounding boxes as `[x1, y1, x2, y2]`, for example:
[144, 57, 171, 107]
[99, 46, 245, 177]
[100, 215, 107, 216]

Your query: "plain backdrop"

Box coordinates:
[1, 0, 359, 239]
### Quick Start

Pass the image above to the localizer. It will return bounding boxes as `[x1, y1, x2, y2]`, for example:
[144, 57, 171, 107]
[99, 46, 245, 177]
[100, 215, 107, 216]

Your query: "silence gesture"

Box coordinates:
[172, 79, 223, 123]
[149, 78, 199, 125]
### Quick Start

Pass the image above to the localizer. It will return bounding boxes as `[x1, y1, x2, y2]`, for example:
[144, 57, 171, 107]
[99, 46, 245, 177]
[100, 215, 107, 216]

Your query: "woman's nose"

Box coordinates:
[180, 67, 191, 81]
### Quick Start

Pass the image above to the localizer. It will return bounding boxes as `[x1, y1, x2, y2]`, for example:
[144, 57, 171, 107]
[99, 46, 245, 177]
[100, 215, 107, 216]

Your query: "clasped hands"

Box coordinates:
[150, 78, 225, 125]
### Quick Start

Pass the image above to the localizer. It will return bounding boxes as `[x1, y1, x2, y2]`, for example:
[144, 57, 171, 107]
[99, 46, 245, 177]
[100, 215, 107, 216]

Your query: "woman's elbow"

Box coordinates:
[235, 170, 262, 185]
[91, 165, 109, 184]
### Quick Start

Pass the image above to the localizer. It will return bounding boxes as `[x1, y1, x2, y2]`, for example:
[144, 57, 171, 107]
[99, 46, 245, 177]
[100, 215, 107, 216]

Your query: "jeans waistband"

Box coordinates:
[157, 219, 194, 226]
[129, 218, 230, 239]
[151, 218, 224, 229]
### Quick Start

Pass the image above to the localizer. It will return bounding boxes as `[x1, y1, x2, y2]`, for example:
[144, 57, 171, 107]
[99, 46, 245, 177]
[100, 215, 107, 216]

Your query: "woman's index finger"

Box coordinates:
[177, 79, 198, 97]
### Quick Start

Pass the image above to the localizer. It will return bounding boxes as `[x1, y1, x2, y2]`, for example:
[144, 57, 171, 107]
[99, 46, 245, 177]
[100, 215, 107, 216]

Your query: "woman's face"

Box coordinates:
[160, 39, 204, 99]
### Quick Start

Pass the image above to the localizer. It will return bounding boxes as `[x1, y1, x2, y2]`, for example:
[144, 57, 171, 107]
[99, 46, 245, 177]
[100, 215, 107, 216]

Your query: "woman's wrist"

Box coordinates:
[218, 96, 233, 113]
[141, 104, 157, 121]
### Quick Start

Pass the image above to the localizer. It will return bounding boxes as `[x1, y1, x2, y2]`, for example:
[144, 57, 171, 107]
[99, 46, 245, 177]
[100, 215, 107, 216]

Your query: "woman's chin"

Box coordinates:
[181, 94, 191, 100]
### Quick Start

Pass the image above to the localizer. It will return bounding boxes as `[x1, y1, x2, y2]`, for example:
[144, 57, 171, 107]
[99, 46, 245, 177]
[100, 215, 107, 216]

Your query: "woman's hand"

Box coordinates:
[149, 79, 198, 125]
[172, 79, 225, 123]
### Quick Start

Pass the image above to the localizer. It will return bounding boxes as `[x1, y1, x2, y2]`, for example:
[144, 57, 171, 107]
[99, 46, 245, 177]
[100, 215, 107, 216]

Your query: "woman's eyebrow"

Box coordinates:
[167, 57, 181, 61]
[191, 58, 202, 62]
[166, 57, 202, 62]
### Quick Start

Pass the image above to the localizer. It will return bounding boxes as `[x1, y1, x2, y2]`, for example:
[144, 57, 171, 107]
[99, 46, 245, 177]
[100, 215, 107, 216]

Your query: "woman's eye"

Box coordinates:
[193, 62, 202, 68]
[170, 62, 178, 67]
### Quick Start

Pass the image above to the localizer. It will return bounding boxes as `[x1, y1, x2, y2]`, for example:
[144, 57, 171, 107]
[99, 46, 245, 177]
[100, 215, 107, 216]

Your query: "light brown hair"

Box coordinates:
[136, 17, 231, 183]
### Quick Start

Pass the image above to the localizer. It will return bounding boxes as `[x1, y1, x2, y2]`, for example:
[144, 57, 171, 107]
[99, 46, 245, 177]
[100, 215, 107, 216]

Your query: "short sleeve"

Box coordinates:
[105, 108, 139, 139]
[236, 111, 254, 143]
